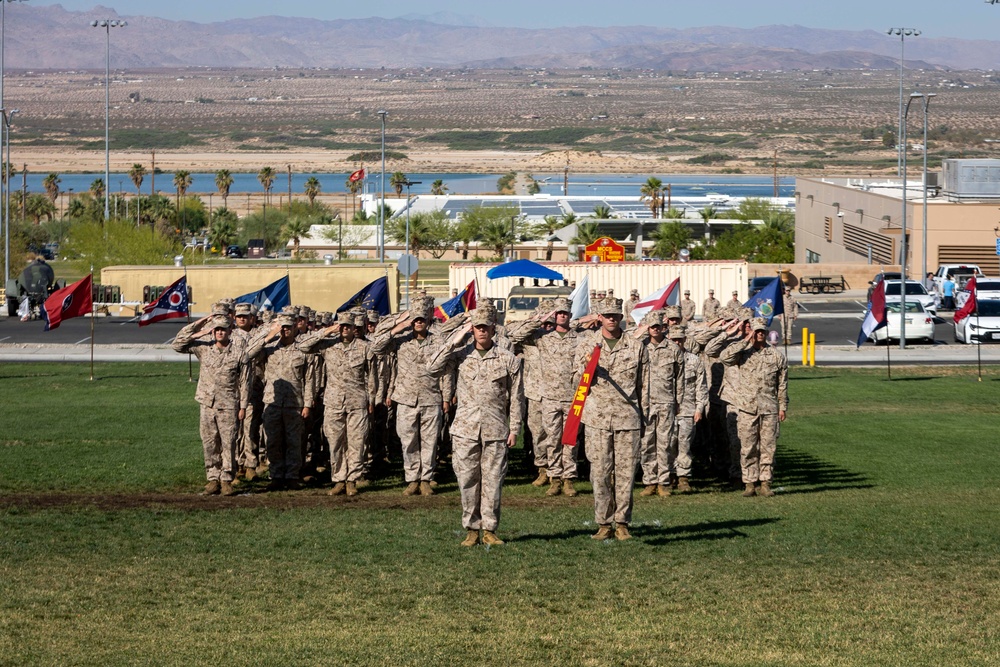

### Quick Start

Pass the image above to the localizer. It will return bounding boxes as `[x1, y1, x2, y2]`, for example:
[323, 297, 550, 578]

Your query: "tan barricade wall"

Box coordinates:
[101, 264, 399, 315]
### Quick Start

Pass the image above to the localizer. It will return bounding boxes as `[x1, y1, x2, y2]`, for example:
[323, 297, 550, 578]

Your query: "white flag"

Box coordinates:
[569, 274, 590, 320]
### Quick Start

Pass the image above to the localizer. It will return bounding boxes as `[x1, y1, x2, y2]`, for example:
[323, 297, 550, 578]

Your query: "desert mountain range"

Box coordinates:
[4, 4, 1000, 71]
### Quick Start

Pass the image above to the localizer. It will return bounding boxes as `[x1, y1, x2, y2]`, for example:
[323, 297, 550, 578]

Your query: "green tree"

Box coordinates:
[258, 166, 276, 204]
[280, 216, 313, 257]
[176, 196, 207, 234]
[481, 219, 515, 260]
[128, 164, 146, 196]
[173, 170, 192, 197]
[345, 174, 363, 214]
[215, 169, 234, 208]
[882, 131, 896, 148]
[0, 162, 15, 186]
[304, 177, 321, 205]
[387, 210, 451, 260]
[207, 208, 239, 252]
[24, 193, 57, 225]
[430, 179, 448, 195]
[649, 221, 691, 260]
[640, 177, 663, 219]
[533, 214, 565, 261]
[61, 218, 182, 272]
[389, 171, 407, 197]
[90, 178, 106, 201]
[569, 221, 601, 247]
[42, 173, 61, 204]
[138, 194, 177, 234]
[592, 205, 612, 219]
[458, 204, 519, 260]
[664, 206, 684, 219]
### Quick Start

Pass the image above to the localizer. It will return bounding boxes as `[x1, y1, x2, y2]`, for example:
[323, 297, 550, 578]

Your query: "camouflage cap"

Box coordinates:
[278, 314, 296, 328]
[260, 309, 274, 324]
[211, 301, 233, 316]
[664, 305, 682, 320]
[234, 303, 255, 316]
[337, 311, 356, 326]
[470, 301, 498, 326]
[668, 324, 687, 339]
[281, 305, 297, 316]
[307, 308, 317, 323]
[630, 289, 639, 297]
[354, 316, 366, 328]
[738, 307, 755, 322]
[210, 315, 232, 329]
[751, 317, 768, 332]
[551, 297, 572, 314]
[366, 309, 381, 324]
[643, 310, 665, 327]
[410, 296, 435, 321]
[596, 297, 623, 316]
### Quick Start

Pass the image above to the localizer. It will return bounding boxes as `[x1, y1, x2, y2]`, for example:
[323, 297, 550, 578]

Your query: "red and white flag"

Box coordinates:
[139, 276, 189, 327]
[629, 277, 680, 325]
[42, 274, 93, 331]
[349, 168, 366, 183]
[954, 275, 977, 323]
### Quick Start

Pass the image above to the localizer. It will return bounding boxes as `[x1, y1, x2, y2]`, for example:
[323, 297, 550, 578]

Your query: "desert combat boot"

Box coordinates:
[614, 524, 632, 541]
[758, 481, 775, 497]
[591, 525, 614, 541]
[202, 480, 221, 496]
[481, 531, 504, 546]
[419, 481, 434, 496]
[562, 479, 578, 497]
[545, 478, 562, 496]
[460, 530, 480, 547]
[403, 481, 419, 496]
[742, 483, 757, 497]
[531, 467, 549, 487]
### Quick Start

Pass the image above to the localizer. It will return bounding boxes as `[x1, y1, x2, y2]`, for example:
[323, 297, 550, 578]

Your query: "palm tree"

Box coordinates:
[699, 204, 717, 243]
[389, 171, 407, 197]
[215, 169, 234, 208]
[128, 164, 146, 195]
[640, 177, 663, 219]
[43, 173, 61, 204]
[25, 193, 56, 224]
[281, 216, 313, 257]
[258, 166, 276, 204]
[0, 162, 14, 187]
[650, 221, 691, 260]
[431, 179, 448, 195]
[90, 178, 106, 201]
[593, 204, 612, 219]
[304, 177, 321, 205]
[534, 214, 564, 261]
[481, 220, 514, 259]
[208, 210, 238, 252]
[173, 170, 192, 197]
[569, 221, 601, 247]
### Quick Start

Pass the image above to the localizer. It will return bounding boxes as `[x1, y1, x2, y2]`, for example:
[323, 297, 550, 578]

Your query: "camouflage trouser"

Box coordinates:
[586, 427, 640, 527]
[452, 435, 508, 532]
[671, 415, 695, 478]
[237, 399, 263, 469]
[725, 403, 742, 479]
[262, 404, 305, 481]
[199, 405, 238, 483]
[781, 315, 796, 343]
[706, 401, 730, 477]
[737, 411, 779, 483]
[325, 407, 370, 483]
[396, 403, 441, 483]
[639, 404, 675, 486]
[539, 399, 578, 479]
[527, 399, 546, 468]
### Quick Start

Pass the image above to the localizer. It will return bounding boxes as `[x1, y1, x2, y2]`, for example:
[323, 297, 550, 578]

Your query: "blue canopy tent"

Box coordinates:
[485, 259, 564, 281]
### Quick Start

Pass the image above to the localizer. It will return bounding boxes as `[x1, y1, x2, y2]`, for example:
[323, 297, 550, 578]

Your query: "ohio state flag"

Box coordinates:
[139, 276, 189, 326]
[42, 274, 93, 331]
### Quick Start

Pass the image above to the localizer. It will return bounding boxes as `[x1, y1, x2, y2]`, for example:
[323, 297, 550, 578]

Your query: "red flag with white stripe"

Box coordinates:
[628, 278, 680, 325]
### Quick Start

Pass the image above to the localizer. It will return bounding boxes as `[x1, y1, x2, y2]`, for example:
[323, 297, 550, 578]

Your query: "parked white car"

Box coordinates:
[954, 298, 1000, 344]
[955, 278, 1000, 310]
[871, 300, 935, 344]
[882, 280, 937, 314]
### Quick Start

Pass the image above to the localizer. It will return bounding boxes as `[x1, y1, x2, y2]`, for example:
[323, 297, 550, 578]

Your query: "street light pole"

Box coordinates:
[2, 0, 29, 297]
[901, 92, 922, 350]
[91, 18, 126, 222]
[919, 93, 935, 286]
[2, 108, 16, 292]
[402, 180, 421, 310]
[887, 28, 920, 177]
[377, 109, 387, 263]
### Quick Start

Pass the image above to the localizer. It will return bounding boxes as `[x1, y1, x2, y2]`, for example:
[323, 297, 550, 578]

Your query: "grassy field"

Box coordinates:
[1, 363, 999, 665]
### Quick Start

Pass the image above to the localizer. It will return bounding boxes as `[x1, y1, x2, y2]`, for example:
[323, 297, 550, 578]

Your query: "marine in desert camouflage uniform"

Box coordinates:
[680, 291, 696, 323]
[633, 310, 681, 498]
[232, 302, 265, 479]
[668, 324, 709, 493]
[719, 317, 788, 497]
[173, 314, 251, 496]
[702, 290, 721, 321]
[427, 302, 523, 547]
[780, 287, 799, 344]
[576, 297, 649, 541]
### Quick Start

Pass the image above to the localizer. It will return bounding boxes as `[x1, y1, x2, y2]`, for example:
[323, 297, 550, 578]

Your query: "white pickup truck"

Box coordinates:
[931, 264, 983, 297]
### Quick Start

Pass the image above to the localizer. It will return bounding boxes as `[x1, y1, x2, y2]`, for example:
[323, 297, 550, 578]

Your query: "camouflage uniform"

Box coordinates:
[638, 313, 682, 487]
[720, 328, 789, 485]
[680, 296, 696, 323]
[370, 301, 455, 485]
[427, 306, 524, 534]
[298, 324, 376, 484]
[232, 303, 264, 471]
[173, 317, 251, 484]
[702, 294, 721, 321]
[704, 320, 748, 482]
[671, 331, 709, 480]
[781, 291, 799, 344]
[576, 299, 649, 528]
[247, 320, 316, 483]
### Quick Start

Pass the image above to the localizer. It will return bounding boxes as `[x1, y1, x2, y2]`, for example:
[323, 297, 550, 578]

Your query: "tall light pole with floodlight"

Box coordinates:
[402, 179, 421, 309]
[918, 93, 936, 285]
[377, 109, 387, 263]
[900, 92, 922, 349]
[91, 18, 126, 222]
[1, 0, 28, 300]
[887, 27, 920, 177]
[2, 107, 15, 293]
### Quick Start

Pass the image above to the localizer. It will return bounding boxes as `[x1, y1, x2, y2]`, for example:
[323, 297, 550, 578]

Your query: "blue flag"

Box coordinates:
[235, 275, 291, 313]
[744, 277, 785, 326]
[337, 276, 390, 315]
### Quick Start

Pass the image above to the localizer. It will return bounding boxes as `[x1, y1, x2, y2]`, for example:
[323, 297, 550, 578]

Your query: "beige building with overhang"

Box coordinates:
[795, 162, 1000, 277]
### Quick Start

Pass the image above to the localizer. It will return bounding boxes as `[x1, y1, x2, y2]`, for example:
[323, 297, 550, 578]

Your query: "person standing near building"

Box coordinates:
[680, 290, 696, 323]
[780, 287, 799, 344]
[623, 289, 640, 325]
[634, 310, 681, 498]
[247, 313, 316, 490]
[727, 290, 742, 309]
[720, 317, 788, 497]
[232, 302, 264, 480]
[173, 314, 251, 496]
[428, 302, 523, 547]
[702, 289, 721, 321]
[668, 324, 709, 493]
[370, 297, 454, 497]
[942, 275, 956, 310]
[576, 297, 649, 541]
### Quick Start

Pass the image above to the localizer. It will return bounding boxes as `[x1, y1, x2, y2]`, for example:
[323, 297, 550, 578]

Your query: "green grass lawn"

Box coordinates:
[1, 363, 999, 666]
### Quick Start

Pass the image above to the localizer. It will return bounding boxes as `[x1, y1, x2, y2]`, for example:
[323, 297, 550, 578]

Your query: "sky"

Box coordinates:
[25, 0, 1000, 41]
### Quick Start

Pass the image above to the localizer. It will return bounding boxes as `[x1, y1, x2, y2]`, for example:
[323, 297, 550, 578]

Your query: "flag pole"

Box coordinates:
[886, 336, 891, 380]
[185, 266, 193, 382]
[977, 309, 982, 382]
[89, 266, 95, 382]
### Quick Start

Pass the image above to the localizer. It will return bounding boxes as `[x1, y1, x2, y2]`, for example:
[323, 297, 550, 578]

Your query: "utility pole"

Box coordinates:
[287, 164, 292, 210]
[150, 150, 155, 195]
[773, 151, 779, 198]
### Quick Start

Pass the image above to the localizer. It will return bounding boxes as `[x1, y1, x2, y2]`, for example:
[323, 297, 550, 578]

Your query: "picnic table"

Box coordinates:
[798, 275, 847, 294]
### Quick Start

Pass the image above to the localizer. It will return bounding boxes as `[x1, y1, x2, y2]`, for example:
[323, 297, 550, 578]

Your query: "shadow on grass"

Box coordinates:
[643, 517, 781, 545]
[775, 446, 873, 495]
[887, 376, 941, 382]
[788, 376, 836, 381]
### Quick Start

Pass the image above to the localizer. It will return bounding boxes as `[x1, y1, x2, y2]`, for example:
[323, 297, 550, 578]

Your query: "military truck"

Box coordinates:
[495, 281, 573, 324]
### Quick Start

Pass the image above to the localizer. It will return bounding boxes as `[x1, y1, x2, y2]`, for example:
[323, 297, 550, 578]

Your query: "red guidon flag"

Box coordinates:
[349, 168, 366, 183]
[561, 343, 602, 446]
[954, 275, 977, 323]
[42, 274, 93, 331]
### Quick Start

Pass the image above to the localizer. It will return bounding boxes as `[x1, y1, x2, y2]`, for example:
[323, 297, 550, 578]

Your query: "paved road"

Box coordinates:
[0, 315, 187, 346]
[795, 298, 959, 347]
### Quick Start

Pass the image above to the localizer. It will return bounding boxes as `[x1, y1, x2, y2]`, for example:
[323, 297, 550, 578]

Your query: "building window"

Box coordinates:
[806, 249, 821, 264]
